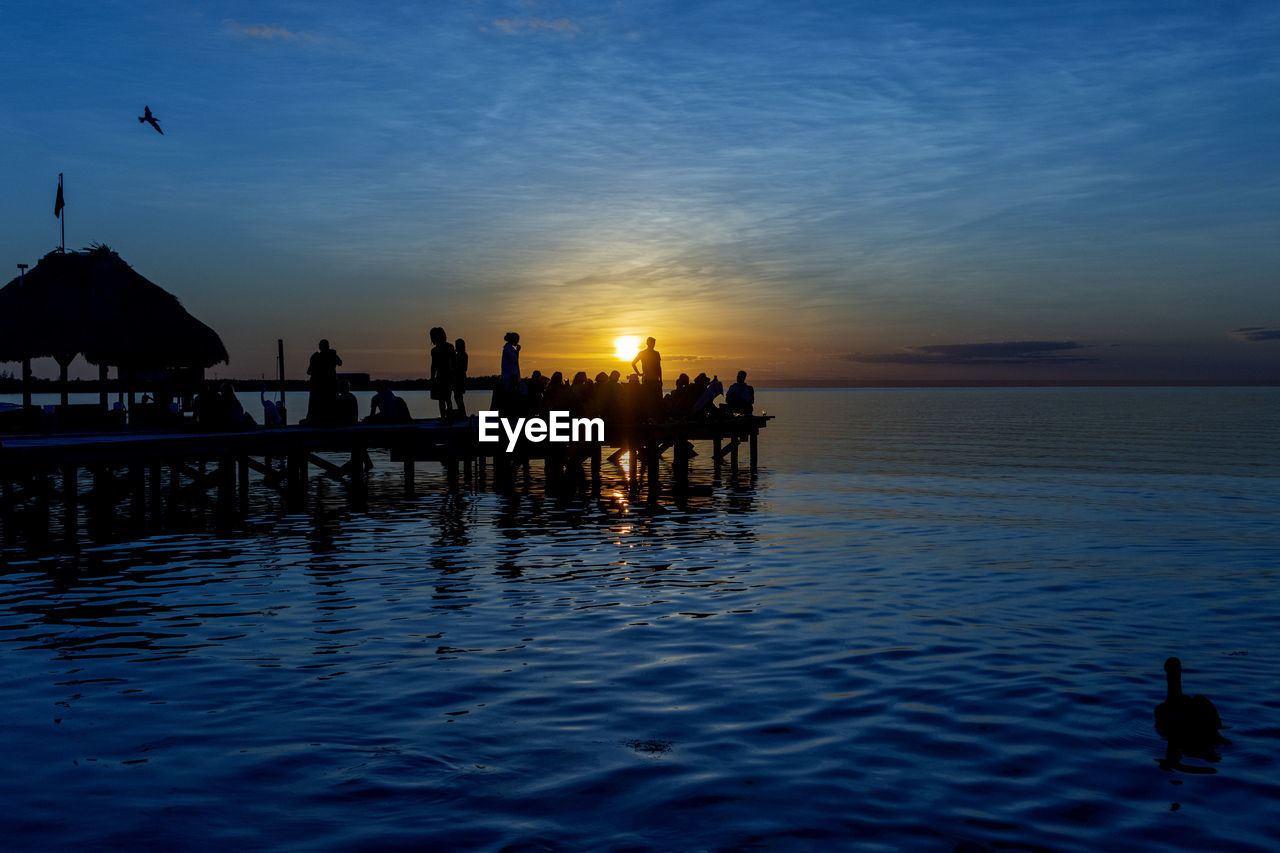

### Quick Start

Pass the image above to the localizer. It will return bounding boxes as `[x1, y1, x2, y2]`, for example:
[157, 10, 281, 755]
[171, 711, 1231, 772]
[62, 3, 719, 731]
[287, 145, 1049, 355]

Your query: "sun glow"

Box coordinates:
[613, 335, 642, 361]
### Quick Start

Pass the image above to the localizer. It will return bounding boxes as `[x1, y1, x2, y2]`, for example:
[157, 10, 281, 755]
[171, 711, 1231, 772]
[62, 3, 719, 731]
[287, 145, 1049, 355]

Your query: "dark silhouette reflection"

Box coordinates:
[1155, 657, 1228, 770]
[431, 490, 473, 549]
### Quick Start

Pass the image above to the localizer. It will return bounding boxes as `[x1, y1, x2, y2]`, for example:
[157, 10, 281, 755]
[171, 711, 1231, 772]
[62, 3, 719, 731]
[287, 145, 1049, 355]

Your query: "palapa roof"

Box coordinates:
[0, 246, 228, 369]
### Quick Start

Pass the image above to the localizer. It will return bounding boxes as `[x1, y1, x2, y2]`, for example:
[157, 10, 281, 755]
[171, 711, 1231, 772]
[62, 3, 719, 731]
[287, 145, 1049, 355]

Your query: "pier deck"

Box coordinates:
[0, 413, 771, 547]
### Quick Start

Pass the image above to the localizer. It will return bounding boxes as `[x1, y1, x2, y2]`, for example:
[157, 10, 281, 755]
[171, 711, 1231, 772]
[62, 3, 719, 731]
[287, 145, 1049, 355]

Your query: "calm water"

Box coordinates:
[2, 388, 1278, 851]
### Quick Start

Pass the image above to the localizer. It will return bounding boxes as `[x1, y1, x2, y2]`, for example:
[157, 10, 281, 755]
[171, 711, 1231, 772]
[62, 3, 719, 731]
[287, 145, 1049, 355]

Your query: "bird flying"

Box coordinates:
[138, 105, 163, 135]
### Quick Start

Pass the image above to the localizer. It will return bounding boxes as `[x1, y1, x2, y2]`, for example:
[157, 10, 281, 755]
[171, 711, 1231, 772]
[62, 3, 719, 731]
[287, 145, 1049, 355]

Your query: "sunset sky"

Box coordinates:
[2, 1, 1278, 383]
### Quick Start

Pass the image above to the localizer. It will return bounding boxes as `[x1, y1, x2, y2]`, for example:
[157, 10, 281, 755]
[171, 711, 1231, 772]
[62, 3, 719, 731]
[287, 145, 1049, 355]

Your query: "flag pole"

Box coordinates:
[55, 172, 65, 252]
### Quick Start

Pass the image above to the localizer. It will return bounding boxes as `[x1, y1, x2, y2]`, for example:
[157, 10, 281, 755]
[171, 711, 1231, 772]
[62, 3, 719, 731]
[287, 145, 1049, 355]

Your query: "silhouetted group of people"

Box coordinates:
[272, 333, 753, 432]
[192, 382, 257, 430]
[429, 328, 469, 421]
[497, 334, 755, 429]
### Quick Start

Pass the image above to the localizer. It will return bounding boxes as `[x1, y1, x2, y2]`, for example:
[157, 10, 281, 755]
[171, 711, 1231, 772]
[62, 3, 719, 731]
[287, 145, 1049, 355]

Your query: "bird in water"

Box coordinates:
[138, 105, 163, 135]
[1155, 657, 1223, 744]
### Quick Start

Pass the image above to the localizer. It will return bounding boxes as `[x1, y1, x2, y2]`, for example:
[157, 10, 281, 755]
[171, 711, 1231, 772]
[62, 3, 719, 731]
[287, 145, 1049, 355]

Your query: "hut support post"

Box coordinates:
[99, 364, 109, 414]
[57, 356, 72, 407]
[750, 430, 759, 472]
[403, 459, 415, 494]
[126, 368, 136, 425]
[713, 437, 722, 475]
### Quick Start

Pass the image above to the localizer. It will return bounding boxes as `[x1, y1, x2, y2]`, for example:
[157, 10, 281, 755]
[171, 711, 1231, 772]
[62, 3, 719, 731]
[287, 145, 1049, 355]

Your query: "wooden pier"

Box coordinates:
[0, 414, 771, 548]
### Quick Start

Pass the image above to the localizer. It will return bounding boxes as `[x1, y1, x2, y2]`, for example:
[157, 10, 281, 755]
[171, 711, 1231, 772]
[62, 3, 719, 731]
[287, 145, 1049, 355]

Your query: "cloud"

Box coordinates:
[489, 18, 579, 36]
[1231, 327, 1280, 342]
[845, 341, 1095, 365]
[224, 19, 313, 41]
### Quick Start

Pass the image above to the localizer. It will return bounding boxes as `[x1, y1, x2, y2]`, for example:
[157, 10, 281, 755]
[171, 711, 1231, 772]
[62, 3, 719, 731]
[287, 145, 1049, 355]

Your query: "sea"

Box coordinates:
[1, 387, 1278, 851]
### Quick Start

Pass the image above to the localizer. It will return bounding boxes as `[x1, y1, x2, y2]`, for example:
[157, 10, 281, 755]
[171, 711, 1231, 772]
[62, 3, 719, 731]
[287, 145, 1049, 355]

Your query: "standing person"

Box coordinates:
[499, 331, 521, 414]
[453, 338, 469, 418]
[305, 338, 342, 425]
[630, 336, 662, 418]
[429, 327, 455, 421]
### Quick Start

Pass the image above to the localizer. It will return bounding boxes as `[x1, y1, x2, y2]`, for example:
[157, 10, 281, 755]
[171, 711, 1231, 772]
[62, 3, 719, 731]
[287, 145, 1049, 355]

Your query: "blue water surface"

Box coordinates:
[1, 388, 1278, 850]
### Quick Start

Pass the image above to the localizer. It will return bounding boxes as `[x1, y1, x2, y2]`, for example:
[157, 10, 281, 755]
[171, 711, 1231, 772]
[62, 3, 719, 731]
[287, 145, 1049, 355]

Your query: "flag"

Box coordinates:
[54, 174, 64, 219]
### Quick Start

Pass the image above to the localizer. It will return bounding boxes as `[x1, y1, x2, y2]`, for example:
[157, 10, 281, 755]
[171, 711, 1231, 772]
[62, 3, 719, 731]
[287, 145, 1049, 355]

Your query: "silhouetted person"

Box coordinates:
[453, 338, 469, 418]
[631, 337, 662, 418]
[726, 370, 754, 412]
[664, 372, 690, 413]
[260, 383, 284, 426]
[336, 379, 359, 426]
[570, 371, 593, 416]
[429, 326, 455, 420]
[220, 383, 255, 428]
[692, 374, 723, 416]
[368, 383, 398, 424]
[192, 381, 217, 429]
[394, 395, 412, 423]
[499, 331, 521, 414]
[138, 105, 163, 135]
[525, 369, 546, 416]
[545, 371, 571, 412]
[305, 339, 342, 425]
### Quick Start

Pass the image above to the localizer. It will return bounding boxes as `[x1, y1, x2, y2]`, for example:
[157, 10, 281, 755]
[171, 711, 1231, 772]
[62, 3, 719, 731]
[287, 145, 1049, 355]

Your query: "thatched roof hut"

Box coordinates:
[0, 246, 228, 371]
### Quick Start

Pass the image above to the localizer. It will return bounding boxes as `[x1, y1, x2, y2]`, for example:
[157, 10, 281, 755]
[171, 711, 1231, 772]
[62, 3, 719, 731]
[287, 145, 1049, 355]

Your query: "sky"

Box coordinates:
[2, 0, 1278, 384]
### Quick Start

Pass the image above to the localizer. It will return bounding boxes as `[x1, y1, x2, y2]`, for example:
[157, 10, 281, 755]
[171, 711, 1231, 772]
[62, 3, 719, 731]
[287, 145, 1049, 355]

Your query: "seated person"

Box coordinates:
[336, 379, 359, 426]
[691, 374, 723, 416]
[220, 383, 257, 429]
[394, 395, 412, 423]
[367, 383, 400, 424]
[663, 373, 694, 417]
[260, 383, 284, 426]
[725, 370, 754, 412]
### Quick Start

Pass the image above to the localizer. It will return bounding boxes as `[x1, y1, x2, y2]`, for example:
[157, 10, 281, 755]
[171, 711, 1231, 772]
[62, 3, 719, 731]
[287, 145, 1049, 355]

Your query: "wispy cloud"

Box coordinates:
[1231, 327, 1280, 342]
[845, 341, 1096, 366]
[488, 18, 579, 36]
[224, 19, 314, 42]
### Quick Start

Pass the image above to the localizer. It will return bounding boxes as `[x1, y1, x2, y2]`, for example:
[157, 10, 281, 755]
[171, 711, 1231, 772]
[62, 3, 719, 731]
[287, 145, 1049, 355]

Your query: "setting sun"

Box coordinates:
[613, 335, 642, 361]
